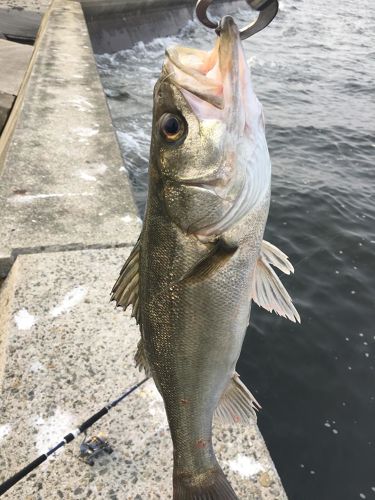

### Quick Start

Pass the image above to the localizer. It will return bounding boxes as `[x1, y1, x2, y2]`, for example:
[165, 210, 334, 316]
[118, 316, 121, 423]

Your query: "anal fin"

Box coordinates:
[214, 373, 260, 425]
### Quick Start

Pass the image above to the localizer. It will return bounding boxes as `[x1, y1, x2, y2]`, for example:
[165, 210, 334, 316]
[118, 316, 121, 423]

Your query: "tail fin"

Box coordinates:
[173, 467, 238, 500]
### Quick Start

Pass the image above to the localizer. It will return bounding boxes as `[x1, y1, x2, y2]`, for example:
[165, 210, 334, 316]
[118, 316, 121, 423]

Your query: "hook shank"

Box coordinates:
[195, 0, 279, 40]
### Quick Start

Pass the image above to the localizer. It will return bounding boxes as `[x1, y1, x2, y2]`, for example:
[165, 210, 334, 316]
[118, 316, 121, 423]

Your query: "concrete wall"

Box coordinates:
[81, 0, 244, 53]
[0, 5, 43, 43]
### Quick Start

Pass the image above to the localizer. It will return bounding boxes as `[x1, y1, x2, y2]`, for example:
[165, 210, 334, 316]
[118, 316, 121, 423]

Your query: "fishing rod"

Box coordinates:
[0, 377, 149, 497]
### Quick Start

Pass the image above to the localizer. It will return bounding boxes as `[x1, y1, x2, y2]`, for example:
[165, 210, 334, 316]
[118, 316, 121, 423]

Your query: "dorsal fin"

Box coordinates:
[252, 241, 300, 323]
[111, 238, 141, 323]
[215, 373, 260, 425]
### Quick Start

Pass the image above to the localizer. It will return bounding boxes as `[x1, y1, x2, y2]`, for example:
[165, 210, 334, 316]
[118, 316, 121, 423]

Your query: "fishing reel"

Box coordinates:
[79, 433, 113, 466]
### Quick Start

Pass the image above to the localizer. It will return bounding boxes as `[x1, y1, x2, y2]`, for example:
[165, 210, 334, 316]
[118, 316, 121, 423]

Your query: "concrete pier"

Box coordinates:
[0, 0, 288, 498]
[0, 0, 139, 278]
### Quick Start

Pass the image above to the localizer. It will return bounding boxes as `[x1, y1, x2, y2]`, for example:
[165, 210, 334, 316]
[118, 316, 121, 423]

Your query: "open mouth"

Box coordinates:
[165, 16, 244, 115]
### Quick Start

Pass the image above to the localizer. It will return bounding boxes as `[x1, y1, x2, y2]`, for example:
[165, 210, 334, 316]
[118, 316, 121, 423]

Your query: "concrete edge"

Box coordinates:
[0, 2, 51, 170]
[80, 0, 197, 18]
[0, 242, 135, 280]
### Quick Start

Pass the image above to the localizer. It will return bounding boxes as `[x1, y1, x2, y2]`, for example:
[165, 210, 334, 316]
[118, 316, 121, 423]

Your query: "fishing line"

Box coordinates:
[0, 377, 149, 497]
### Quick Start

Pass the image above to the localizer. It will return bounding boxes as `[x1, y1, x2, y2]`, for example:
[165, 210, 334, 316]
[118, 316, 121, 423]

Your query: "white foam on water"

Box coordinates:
[14, 308, 36, 330]
[227, 454, 264, 478]
[117, 129, 150, 164]
[49, 286, 87, 317]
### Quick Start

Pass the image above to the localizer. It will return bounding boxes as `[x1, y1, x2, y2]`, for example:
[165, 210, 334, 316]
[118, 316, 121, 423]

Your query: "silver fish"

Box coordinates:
[112, 16, 299, 500]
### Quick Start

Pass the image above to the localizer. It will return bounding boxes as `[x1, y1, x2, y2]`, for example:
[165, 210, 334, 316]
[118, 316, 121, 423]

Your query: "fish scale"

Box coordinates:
[112, 15, 299, 500]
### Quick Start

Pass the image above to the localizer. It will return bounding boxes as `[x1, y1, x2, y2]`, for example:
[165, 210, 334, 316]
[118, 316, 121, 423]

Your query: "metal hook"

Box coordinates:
[195, 0, 279, 40]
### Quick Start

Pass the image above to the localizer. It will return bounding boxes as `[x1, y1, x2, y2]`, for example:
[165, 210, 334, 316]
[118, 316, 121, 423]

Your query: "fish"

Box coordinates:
[112, 15, 299, 500]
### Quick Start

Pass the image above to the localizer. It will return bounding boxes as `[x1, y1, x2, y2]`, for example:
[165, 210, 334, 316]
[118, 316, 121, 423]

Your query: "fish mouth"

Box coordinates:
[165, 15, 244, 119]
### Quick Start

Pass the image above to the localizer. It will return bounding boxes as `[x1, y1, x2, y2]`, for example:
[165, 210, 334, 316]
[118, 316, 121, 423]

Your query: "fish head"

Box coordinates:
[150, 16, 271, 238]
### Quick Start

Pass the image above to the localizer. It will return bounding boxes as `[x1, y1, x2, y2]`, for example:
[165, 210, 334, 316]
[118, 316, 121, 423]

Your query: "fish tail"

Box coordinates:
[173, 466, 238, 500]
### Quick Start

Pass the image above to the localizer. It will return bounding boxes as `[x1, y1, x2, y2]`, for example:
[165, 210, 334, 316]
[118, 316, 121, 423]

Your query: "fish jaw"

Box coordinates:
[153, 16, 271, 238]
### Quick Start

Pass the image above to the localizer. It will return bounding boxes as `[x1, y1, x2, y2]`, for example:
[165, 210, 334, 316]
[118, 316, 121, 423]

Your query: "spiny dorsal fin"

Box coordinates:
[111, 238, 140, 323]
[214, 373, 260, 425]
[252, 243, 300, 323]
[261, 240, 294, 275]
[135, 339, 151, 377]
[179, 239, 238, 285]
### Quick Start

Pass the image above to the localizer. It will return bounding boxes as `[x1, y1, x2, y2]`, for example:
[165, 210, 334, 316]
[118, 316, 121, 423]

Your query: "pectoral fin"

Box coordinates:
[252, 241, 300, 323]
[215, 373, 260, 425]
[179, 239, 238, 285]
[111, 237, 141, 324]
[261, 240, 294, 275]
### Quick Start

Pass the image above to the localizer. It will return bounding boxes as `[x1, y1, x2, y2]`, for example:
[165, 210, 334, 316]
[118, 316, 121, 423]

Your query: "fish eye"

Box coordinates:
[159, 113, 186, 143]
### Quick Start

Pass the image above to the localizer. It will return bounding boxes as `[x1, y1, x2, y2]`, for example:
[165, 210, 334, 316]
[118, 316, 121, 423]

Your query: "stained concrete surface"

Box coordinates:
[0, 39, 33, 132]
[0, 6, 42, 42]
[0, 39, 32, 95]
[0, 0, 50, 11]
[0, 0, 139, 277]
[0, 248, 287, 500]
